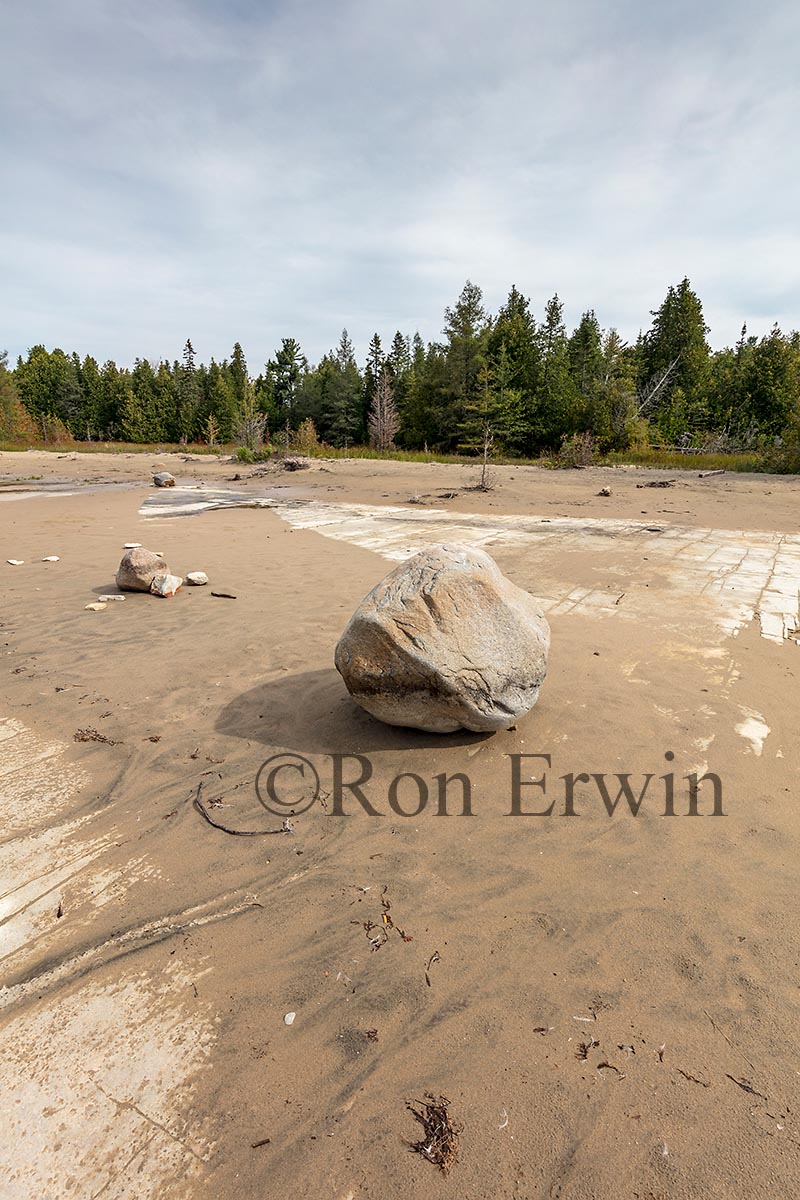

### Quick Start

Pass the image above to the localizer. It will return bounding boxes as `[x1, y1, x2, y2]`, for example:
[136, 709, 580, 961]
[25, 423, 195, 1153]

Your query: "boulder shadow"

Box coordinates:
[215, 668, 492, 754]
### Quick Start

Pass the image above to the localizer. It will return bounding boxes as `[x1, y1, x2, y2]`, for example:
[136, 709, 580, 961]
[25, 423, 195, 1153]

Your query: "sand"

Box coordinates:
[0, 449, 798, 1198]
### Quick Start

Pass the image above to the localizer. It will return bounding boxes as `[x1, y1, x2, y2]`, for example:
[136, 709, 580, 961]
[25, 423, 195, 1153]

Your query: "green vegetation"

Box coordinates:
[2, 279, 799, 473]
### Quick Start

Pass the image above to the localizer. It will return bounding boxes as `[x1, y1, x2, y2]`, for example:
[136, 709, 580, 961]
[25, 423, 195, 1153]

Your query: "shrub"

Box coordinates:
[556, 431, 599, 468]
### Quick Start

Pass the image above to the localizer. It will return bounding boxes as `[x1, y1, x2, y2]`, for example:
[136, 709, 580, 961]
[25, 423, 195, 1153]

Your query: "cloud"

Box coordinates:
[2, 0, 799, 368]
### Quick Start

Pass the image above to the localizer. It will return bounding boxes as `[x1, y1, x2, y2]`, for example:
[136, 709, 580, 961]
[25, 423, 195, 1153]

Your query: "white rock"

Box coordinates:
[284, 1011, 296, 1026]
[7, 560, 24, 566]
[98, 594, 126, 602]
[85, 602, 107, 612]
[150, 573, 183, 597]
[335, 543, 551, 733]
[186, 572, 209, 586]
[42, 556, 60, 562]
[123, 542, 142, 549]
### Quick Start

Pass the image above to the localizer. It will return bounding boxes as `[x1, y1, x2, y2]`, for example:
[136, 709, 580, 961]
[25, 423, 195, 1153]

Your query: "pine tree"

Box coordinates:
[533, 295, 579, 446]
[487, 286, 539, 453]
[269, 338, 307, 427]
[568, 310, 603, 397]
[177, 339, 200, 441]
[328, 329, 364, 447]
[363, 333, 384, 432]
[642, 278, 710, 435]
[441, 280, 489, 445]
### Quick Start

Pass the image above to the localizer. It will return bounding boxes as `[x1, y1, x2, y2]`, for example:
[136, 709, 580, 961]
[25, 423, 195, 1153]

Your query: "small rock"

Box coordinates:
[284, 1012, 296, 1026]
[186, 572, 209, 586]
[597, 487, 611, 497]
[42, 556, 61, 562]
[7, 559, 24, 566]
[85, 602, 107, 612]
[123, 542, 142, 549]
[150, 573, 183, 597]
[117, 548, 170, 592]
[282, 456, 310, 472]
[98, 594, 126, 602]
[153, 472, 176, 487]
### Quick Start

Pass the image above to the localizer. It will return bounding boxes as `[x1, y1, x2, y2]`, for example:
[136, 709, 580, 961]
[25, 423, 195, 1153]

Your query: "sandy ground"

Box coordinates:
[0, 449, 798, 1199]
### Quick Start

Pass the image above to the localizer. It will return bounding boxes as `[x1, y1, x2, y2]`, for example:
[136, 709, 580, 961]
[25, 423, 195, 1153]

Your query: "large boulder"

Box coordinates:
[116, 548, 168, 592]
[153, 471, 176, 487]
[334, 543, 550, 733]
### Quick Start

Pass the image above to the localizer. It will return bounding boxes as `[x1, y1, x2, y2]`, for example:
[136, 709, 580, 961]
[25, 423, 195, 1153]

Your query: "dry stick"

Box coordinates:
[193, 783, 292, 837]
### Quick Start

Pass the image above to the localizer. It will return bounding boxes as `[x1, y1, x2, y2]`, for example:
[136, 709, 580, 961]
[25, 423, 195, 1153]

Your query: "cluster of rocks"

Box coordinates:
[114, 547, 208, 598]
[335, 543, 550, 733]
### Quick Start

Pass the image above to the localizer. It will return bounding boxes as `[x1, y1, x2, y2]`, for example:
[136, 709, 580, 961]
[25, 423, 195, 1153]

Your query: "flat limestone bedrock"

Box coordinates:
[334, 542, 551, 733]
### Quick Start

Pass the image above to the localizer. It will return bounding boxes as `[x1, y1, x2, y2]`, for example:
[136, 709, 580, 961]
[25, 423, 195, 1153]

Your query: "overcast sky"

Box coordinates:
[2, 0, 799, 369]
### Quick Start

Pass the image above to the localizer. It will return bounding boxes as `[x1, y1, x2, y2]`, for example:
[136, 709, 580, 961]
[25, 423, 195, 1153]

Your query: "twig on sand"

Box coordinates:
[404, 1094, 462, 1173]
[193, 783, 293, 837]
[211, 591, 237, 599]
[703, 1009, 756, 1073]
[726, 1074, 768, 1102]
[425, 951, 441, 987]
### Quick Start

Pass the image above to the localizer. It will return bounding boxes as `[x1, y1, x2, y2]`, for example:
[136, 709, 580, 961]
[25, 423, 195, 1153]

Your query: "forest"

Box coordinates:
[2, 279, 799, 470]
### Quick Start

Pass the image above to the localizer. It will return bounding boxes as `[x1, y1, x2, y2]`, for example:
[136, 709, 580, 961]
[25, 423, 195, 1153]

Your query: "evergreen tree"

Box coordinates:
[568, 310, 603, 397]
[533, 295, 579, 446]
[328, 329, 364, 446]
[269, 337, 307, 428]
[441, 280, 489, 446]
[363, 333, 385, 432]
[486, 286, 539, 453]
[176, 339, 200, 441]
[642, 278, 710, 433]
[741, 325, 799, 437]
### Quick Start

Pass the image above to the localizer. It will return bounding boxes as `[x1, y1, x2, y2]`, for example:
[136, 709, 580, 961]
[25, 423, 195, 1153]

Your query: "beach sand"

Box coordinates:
[1, 450, 798, 1198]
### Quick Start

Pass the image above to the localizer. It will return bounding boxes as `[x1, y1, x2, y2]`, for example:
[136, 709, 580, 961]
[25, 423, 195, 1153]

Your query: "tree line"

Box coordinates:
[2, 279, 799, 466]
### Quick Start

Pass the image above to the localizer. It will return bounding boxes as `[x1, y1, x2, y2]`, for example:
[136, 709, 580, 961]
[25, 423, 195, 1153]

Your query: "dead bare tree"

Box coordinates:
[368, 368, 399, 451]
[636, 356, 680, 417]
[474, 422, 496, 491]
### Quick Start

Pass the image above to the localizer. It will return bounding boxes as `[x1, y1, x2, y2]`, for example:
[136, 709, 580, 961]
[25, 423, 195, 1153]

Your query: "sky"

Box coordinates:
[2, 0, 799, 369]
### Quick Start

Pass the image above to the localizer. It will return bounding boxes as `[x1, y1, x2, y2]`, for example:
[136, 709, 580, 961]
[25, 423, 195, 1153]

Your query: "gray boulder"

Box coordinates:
[334, 543, 550, 733]
[153, 471, 175, 487]
[116, 548, 168, 592]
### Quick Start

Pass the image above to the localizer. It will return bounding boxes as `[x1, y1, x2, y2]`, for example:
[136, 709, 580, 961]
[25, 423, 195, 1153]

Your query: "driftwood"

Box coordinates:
[193, 783, 292, 836]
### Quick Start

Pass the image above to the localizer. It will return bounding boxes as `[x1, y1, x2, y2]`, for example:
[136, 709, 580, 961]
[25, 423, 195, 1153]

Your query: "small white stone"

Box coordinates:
[7, 560, 24, 566]
[98, 594, 126, 602]
[186, 571, 209, 586]
[42, 556, 60, 562]
[284, 1011, 296, 1026]
[123, 542, 142, 549]
[150, 572, 183, 597]
[85, 602, 107, 612]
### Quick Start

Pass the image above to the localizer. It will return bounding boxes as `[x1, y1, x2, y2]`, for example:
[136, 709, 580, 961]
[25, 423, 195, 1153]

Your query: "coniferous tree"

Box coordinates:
[642, 278, 710, 435]
[176, 339, 200, 441]
[327, 329, 364, 447]
[533, 295, 579, 446]
[268, 337, 307, 429]
[441, 280, 489, 446]
[363, 333, 385, 433]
